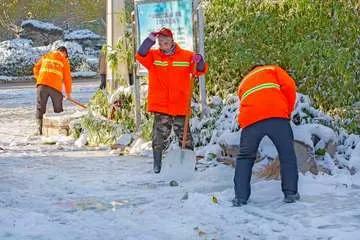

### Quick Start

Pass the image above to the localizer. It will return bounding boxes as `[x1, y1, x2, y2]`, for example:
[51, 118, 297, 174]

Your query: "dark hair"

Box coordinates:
[56, 46, 68, 58]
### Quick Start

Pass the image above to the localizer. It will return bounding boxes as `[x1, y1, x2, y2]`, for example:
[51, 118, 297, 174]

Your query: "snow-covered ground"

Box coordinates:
[1, 81, 360, 240]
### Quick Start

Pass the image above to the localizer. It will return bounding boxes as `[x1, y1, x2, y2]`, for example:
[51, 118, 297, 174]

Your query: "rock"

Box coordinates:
[169, 180, 179, 187]
[255, 140, 318, 179]
[20, 20, 63, 46]
[220, 138, 318, 177]
[325, 141, 337, 158]
[43, 111, 87, 137]
[294, 140, 318, 174]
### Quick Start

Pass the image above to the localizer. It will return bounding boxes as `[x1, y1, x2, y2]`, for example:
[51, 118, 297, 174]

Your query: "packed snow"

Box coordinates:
[1, 81, 360, 240]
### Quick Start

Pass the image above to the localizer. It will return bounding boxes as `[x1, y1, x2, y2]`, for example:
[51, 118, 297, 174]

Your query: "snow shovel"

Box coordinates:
[66, 97, 87, 109]
[161, 77, 196, 181]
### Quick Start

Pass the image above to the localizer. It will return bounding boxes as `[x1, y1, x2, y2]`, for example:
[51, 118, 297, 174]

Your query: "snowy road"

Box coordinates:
[1, 81, 360, 240]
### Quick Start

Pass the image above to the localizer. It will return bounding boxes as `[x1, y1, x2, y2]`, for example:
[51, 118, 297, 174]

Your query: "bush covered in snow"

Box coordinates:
[64, 29, 101, 40]
[191, 93, 360, 175]
[0, 36, 97, 77]
[0, 39, 45, 76]
[0, 20, 102, 78]
[21, 20, 63, 32]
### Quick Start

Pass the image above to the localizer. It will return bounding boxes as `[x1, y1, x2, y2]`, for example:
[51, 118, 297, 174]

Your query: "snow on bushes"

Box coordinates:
[0, 39, 45, 76]
[21, 20, 63, 32]
[0, 37, 96, 77]
[0, 20, 101, 78]
[64, 29, 101, 40]
[191, 93, 359, 175]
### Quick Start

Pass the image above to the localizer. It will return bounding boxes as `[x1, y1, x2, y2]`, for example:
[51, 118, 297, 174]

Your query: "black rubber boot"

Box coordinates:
[232, 197, 247, 207]
[153, 151, 162, 174]
[36, 118, 43, 135]
[283, 192, 300, 203]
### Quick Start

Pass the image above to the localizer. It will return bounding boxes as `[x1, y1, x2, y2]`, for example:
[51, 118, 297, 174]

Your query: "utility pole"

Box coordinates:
[132, 10, 141, 132]
[194, 0, 208, 117]
[106, 0, 129, 93]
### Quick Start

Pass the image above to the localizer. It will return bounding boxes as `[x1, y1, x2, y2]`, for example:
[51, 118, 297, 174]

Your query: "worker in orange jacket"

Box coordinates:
[136, 27, 208, 173]
[233, 65, 299, 206]
[33, 46, 72, 135]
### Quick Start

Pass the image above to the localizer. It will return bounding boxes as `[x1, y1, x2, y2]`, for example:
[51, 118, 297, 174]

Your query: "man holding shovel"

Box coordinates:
[33, 46, 72, 135]
[136, 27, 208, 173]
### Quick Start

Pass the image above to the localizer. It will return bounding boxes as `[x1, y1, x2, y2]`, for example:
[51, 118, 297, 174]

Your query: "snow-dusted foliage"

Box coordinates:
[21, 20, 63, 32]
[191, 92, 360, 174]
[0, 39, 46, 76]
[0, 36, 97, 77]
[1, 20, 102, 79]
[64, 29, 101, 40]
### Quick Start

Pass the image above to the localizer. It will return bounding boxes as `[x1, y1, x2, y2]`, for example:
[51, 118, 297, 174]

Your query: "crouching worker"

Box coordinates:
[233, 65, 299, 206]
[33, 46, 72, 135]
[135, 27, 208, 173]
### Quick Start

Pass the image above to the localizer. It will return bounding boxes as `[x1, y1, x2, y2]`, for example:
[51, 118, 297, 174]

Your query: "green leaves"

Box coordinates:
[205, 0, 359, 133]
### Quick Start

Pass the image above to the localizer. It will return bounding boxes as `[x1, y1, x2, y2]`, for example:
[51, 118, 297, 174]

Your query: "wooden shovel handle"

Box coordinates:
[66, 97, 87, 109]
[181, 74, 195, 149]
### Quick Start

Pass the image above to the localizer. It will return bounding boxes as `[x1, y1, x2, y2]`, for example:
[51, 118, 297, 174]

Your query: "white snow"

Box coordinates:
[293, 123, 337, 148]
[71, 71, 97, 78]
[349, 142, 360, 170]
[21, 20, 63, 32]
[64, 29, 101, 40]
[117, 133, 133, 146]
[1, 81, 360, 240]
[0, 38, 33, 49]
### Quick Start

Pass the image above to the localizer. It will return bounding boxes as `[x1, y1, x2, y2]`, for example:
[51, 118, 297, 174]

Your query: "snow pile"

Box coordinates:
[64, 29, 101, 40]
[21, 20, 63, 32]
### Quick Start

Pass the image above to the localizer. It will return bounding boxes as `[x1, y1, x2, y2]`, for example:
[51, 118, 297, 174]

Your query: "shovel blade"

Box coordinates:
[160, 149, 196, 181]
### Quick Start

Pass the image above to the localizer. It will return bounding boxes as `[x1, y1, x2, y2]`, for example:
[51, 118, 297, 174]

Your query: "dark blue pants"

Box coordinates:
[234, 118, 298, 201]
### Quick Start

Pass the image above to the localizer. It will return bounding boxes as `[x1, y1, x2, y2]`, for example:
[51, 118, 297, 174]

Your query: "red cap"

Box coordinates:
[157, 27, 173, 38]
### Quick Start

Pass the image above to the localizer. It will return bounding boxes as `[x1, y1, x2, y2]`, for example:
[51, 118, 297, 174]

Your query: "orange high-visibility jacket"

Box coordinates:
[136, 44, 208, 116]
[33, 51, 72, 95]
[237, 65, 297, 128]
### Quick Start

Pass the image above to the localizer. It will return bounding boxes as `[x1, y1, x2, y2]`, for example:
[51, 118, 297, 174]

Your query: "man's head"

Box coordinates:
[56, 46, 69, 58]
[157, 27, 174, 51]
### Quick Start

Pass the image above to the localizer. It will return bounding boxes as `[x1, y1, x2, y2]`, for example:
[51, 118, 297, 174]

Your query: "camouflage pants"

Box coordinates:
[152, 113, 193, 153]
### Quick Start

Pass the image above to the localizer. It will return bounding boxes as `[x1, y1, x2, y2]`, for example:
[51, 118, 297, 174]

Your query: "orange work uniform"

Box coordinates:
[136, 43, 207, 116]
[33, 50, 72, 95]
[237, 65, 297, 128]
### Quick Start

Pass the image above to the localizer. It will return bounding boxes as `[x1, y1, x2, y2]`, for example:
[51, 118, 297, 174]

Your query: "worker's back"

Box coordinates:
[237, 65, 297, 128]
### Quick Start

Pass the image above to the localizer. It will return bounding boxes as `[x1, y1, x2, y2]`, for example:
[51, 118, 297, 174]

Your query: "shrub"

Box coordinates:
[205, 0, 359, 120]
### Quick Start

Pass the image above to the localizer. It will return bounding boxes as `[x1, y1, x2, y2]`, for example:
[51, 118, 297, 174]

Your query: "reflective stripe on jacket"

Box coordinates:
[237, 65, 297, 128]
[136, 43, 208, 116]
[33, 51, 72, 95]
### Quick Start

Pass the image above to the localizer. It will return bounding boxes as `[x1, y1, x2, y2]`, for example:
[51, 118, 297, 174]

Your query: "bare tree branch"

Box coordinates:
[0, 9, 23, 38]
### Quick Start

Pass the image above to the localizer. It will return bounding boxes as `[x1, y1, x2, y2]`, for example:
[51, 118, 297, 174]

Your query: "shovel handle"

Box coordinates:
[66, 97, 87, 109]
[181, 73, 196, 149]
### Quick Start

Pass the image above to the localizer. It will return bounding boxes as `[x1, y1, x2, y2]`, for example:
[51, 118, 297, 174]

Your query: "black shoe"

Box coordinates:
[153, 151, 162, 174]
[35, 118, 43, 136]
[232, 197, 247, 207]
[283, 193, 300, 203]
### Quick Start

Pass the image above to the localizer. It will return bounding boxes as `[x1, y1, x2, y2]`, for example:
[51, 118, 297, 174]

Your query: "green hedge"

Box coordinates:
[205, 0, 359, 113]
